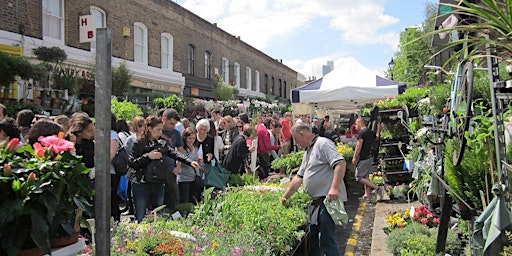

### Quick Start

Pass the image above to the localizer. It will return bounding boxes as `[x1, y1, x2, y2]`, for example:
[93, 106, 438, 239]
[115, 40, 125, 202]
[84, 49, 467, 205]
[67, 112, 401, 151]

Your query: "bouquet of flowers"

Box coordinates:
[0, 134, 93, 255]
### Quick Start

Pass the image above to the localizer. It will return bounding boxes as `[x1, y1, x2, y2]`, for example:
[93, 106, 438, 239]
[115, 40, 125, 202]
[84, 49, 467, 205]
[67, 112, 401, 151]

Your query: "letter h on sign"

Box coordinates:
[79, 15, 96, 43]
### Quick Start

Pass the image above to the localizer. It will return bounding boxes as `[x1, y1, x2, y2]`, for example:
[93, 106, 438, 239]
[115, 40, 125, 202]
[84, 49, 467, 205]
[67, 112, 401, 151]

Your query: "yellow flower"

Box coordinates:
[213, 242, 220, 248]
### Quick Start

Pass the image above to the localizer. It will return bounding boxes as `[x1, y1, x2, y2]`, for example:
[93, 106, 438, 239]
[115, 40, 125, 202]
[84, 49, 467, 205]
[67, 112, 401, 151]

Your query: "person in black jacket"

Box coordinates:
[223, 124, 255, 175]
[127, 116, 200, 222]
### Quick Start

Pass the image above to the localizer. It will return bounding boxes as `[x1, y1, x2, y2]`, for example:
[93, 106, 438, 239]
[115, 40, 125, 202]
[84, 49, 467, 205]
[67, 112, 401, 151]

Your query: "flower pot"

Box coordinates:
[17, 232, 79, 256]
[51, 97, 62, 109]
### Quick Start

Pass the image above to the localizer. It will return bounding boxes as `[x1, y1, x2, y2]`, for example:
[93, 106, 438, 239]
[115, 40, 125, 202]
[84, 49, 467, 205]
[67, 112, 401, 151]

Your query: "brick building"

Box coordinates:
[0, 0, 298, 102]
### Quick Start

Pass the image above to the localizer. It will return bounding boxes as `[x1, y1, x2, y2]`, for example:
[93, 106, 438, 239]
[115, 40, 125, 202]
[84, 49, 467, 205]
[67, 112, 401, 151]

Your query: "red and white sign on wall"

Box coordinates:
[79, 15, 96, 43]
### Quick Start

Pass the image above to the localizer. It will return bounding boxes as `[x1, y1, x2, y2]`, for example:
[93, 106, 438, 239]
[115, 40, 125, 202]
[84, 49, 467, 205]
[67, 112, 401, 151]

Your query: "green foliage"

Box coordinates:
[0, 52, 45, 88]
[213, 74, 237, 101]
[52, 65, 83, 95]
[271, 151, 304, 173]
[3, 101, 42, 117]
[32, 46, 67, 63]
[227, 173, 245, 187]
[111, 98, 143, 121]
[152, 94, 184, 113]
[386, 222, 431, 254]
[391, 13, 434, 87]
[386, 222, 460, 255]
[112, 62, 132, 97]
[111, 186, 311, 255]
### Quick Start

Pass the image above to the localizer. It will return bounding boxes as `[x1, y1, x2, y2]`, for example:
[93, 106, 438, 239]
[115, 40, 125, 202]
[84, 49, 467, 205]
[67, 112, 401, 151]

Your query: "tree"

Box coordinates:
[112, 62, 132, 97]
[214, 74, 238, 101]
[391, 2, 437, 87]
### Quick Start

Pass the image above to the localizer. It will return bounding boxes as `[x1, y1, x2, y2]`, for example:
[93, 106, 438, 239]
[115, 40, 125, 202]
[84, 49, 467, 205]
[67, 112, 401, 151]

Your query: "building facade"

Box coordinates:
[0, 0, 298, 102]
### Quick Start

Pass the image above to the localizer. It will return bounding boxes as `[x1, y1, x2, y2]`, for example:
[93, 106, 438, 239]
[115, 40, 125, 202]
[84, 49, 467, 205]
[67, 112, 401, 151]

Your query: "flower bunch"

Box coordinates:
[369, 171, 385, 185]
[388, 183, 411, 200]
[411, 205, 440, 228]
[0, 134, 92, 255]
[384, 208, 411, 234]
[336, 142, 354, 160]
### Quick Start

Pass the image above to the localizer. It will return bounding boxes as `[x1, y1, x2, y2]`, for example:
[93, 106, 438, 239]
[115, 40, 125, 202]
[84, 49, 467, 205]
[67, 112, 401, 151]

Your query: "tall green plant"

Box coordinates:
[112, 62, 132, 97]
[111, 98, 143, 121]
[152, 94, 184, 113]
[213, 74, 238, 101]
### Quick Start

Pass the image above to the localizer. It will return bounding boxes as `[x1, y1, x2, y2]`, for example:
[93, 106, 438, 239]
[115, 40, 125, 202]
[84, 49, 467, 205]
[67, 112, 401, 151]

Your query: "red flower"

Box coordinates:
[28, 172, 36, 181]
[6, 138, 19, 152]
[33, 143, 45, 158]
[3, 163, 11, 175]
[433, 218, 440, 224]
[396, 182, 399, 186]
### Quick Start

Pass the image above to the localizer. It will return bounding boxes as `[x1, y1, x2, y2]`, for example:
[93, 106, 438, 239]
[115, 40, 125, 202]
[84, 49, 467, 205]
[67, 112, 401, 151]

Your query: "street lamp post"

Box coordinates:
[388, 58, 395, 80]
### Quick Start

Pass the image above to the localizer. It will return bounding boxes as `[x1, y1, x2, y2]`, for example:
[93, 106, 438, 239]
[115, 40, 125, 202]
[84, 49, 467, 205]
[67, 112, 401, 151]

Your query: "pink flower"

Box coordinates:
[28, 172, 36, 182]
[434, 218, 440, 224]
[420, 218, 428, 225]
[3, 163, 11, 175]
[6, 138, 19, 152]
[38, 135, 75, 154]
[33, 143, 45, 158]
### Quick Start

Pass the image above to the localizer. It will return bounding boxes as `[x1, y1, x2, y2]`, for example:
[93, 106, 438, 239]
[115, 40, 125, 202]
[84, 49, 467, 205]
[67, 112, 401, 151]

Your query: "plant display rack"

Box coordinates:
[378, 107, 412, 184]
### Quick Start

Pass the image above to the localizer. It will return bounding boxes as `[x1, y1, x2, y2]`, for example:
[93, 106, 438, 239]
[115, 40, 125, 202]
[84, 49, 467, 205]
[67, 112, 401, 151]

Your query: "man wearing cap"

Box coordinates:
[280, 122, 346, 256]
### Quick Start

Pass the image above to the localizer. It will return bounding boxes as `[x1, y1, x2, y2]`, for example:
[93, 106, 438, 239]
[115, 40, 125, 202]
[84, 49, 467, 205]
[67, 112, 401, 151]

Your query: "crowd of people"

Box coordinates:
[0, 102, 387, 255]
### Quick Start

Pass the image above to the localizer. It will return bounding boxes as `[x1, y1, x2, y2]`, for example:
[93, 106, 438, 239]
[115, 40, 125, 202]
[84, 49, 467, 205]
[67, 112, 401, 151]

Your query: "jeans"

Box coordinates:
[309, 203, 340, 256]
[164, 173, 180, 212]
[131, 182, 164, 222]
[178, 181, 200, 204]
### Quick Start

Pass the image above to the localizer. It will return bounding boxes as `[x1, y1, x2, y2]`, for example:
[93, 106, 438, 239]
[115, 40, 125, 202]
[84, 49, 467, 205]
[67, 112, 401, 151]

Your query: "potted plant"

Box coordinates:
[0, 135, 93, 255]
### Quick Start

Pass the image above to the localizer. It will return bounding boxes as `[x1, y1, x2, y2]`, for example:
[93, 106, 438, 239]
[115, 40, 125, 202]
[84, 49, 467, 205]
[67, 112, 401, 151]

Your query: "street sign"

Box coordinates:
[79, 15, 96, 43]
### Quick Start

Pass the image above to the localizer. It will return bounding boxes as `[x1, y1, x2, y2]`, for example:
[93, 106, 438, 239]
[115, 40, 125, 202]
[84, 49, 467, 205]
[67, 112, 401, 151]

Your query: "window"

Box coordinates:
[234, 62, 240, 88]
[270, 76, 275, 95]
[222, 58, 229, 84]
[187, 44, 195, 75]
[161, 33, 174, 70]
[204, 51, 212, 79]
[278, 79, 283, 97]
[90, 6, 106, 50]
[254, 70, 260, 92]
[264, 74, 269, 94]
[284, 81, 288, 98]
[42, 0, 64, 41]
[245, 67, 251, 90]
[134, 22, 148, 64]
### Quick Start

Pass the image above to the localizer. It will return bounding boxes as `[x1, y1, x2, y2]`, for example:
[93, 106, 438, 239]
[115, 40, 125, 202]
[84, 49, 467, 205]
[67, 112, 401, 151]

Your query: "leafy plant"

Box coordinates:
[111, 62, 132, 97]
[213, 74, 238, 101]
[0, 136, 93, 255]
[152, 94, 185, 113]
[271, 151, 304, 174]
[111, 186, 311, 255]
[111, 98, 143, 121]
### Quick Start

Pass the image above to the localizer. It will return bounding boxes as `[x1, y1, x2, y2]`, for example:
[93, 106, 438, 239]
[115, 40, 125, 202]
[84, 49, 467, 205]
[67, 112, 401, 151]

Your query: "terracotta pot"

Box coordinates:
[17, 232, 79, 256]
[51, 97, 61, 109]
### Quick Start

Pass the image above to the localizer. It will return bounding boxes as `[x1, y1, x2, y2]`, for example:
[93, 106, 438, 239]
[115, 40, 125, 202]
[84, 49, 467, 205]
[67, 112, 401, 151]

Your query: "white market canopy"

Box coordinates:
[291, 57, 406, 113]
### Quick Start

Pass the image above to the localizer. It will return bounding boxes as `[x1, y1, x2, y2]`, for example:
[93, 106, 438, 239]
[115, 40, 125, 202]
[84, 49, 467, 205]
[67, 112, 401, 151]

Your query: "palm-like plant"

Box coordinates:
[432, 0, 512, 65]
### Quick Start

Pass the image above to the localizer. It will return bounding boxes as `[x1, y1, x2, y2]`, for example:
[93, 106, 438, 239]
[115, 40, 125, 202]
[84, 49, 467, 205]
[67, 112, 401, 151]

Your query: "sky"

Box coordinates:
[179, 0, 433, 80]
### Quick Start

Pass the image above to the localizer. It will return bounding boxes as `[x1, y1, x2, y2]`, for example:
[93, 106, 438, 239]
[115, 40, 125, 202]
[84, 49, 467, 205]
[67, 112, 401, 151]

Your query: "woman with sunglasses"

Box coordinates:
[127, 116, 200, 222]
[219, 116, 237, 162]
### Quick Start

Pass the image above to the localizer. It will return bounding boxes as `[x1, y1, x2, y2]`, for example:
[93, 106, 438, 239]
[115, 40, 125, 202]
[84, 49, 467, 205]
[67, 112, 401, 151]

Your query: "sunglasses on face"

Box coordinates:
[237, 125, 243, 128]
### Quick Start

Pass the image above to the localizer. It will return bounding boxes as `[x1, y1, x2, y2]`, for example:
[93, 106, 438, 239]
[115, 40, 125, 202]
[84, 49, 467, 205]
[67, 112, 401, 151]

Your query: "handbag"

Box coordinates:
[204, 159, 231, 189]
[112, 140, 129, 175]
[144, 159, 170, 183]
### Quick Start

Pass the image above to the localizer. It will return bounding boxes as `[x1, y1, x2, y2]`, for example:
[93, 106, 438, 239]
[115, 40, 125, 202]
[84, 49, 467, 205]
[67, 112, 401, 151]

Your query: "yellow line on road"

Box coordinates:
[345, 201, 367, 256]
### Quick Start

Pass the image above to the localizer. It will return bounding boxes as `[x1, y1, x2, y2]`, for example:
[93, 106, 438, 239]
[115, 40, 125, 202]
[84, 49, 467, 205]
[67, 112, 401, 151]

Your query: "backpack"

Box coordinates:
[112, 139, 129, 175]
